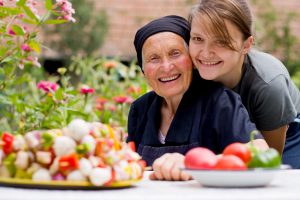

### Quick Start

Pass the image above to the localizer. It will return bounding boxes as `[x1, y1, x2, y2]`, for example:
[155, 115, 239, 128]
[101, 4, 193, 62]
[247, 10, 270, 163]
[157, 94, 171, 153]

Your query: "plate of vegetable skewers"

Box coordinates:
[0, 119, 145, 189]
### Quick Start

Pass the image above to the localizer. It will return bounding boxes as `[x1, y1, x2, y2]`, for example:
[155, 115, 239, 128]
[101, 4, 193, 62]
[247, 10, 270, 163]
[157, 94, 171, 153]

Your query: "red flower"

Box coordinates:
[8, 29, 16, 35]
[95, 97, 108, 110]
[103, 61, 117, 69]
[127, 85, 141, 95]
[80, 86, 95, 94]
[37, 81, 58, 93]
[21, 44, 31, 52]
[113, 95, 134, 104]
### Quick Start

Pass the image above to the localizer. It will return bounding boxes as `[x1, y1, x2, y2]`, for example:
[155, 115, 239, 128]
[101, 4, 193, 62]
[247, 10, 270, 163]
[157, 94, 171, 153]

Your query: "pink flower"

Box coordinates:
[8, 29, 15, 35]
[21, 44, 31, 52]
[108, 104, 117, 112]
[27, 56, 41, 68]
[37, 81, 59, 93]
[127, 85, 141, 95]
[95, 97, 108, 111]
[80, 86, 95, 94]
[112, 95, 134, 104]
[55, 0, 76, 23]
[25, 0, 40, 18]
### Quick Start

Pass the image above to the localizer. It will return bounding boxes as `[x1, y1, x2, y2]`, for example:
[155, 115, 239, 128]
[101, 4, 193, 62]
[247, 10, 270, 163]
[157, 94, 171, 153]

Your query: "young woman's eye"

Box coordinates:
[191, 36, 203, 42]
[215, 40, 227, 47]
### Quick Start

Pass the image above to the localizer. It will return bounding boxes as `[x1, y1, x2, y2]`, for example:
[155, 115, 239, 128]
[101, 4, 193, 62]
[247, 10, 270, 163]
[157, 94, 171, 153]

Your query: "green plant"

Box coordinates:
[251, 0, 300, 78]
[43, 0, 108, 57]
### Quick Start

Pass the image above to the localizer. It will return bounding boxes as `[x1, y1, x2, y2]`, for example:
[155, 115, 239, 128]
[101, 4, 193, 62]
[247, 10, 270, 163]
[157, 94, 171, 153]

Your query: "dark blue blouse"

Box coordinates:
[127, 72, 261, 166]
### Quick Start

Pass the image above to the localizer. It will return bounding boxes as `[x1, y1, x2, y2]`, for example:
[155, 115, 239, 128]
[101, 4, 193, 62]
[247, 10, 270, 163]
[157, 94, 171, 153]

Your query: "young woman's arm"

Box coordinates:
[261, 125, 288, 156]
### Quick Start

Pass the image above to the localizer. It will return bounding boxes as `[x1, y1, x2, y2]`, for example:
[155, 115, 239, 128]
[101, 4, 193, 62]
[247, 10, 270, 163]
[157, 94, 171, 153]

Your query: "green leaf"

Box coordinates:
[0, 7, 22, 18]
[29, 40, 41, 54]
[54, 88, 63, 101]
[22, 5, 39, 23]
[45, 0, 53, 11]
[21, 18, 38, 25]
[45, 19, 67, 25]
[16, 0, 26, 7]
[11, 25, 25, 36]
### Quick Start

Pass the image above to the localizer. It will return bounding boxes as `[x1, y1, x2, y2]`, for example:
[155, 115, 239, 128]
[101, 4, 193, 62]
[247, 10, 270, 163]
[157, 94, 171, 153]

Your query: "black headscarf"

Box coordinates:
[134, 15, 190, 71]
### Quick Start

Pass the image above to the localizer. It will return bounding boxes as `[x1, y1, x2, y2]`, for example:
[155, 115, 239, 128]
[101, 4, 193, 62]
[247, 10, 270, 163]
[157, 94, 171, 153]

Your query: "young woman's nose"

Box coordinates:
[200, 43, 214, 58]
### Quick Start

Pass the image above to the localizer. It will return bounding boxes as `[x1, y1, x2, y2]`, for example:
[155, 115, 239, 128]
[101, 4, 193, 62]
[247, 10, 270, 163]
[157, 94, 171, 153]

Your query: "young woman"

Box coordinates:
[188, 0, 300, 168]
[128, 15, 268, 181]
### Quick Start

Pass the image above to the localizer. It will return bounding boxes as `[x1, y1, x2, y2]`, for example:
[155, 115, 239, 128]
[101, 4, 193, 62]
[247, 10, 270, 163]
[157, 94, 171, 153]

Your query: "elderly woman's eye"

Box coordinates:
[149, 56, 159, 63]
[170, 50, 181, 57]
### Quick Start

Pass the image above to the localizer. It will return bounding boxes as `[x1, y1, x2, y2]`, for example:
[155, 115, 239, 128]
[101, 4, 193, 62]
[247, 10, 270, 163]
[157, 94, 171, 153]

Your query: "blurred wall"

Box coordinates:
[93, 0, 300, 60]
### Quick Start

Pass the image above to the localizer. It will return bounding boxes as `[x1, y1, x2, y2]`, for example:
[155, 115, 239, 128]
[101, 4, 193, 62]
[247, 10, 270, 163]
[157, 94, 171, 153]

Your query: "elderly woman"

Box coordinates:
[127, 15, 268, 181]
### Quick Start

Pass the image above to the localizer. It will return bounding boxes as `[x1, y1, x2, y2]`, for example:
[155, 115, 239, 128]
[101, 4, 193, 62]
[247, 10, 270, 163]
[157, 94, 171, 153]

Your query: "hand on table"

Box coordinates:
[149, 153, 192, 181]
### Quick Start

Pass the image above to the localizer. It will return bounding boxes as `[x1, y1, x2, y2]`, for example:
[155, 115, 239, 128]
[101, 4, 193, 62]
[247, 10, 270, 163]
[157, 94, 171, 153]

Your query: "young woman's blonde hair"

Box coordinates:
[188, 0, 253, 51]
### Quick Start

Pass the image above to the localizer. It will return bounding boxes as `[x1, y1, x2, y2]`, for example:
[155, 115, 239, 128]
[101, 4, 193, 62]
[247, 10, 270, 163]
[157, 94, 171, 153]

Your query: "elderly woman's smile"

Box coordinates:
[159, 74, 181, 82]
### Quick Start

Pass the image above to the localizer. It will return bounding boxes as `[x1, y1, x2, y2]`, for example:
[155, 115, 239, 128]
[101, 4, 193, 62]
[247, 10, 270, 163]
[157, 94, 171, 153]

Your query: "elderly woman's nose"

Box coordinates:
[160, 58, 174, 70]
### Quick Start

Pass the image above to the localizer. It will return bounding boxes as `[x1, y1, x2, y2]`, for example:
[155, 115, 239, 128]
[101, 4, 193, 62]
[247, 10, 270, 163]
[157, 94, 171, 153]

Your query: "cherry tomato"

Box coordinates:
[184, 147, 218, 169]
[223, 142, 252, 163]
[214, 155, 247, 170]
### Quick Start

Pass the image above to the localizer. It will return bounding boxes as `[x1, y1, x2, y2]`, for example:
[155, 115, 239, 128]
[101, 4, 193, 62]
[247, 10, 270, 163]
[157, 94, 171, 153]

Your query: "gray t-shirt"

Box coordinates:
[233, 50, 300, 131]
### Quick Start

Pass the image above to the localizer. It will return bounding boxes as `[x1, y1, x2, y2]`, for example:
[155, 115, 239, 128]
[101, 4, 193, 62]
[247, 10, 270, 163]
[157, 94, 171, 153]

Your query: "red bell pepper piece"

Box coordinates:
[58, 153, 79, 172]
[1, 132, 14, 155]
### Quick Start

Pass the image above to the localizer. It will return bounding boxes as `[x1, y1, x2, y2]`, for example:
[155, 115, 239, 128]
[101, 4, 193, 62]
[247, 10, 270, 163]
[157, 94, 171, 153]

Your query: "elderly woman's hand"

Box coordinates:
[149, 153, 192, 181]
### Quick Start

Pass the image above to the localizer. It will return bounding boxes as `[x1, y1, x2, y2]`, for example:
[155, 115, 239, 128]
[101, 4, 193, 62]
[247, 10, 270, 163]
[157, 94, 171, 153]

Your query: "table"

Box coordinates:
[0, 170, 300, 200]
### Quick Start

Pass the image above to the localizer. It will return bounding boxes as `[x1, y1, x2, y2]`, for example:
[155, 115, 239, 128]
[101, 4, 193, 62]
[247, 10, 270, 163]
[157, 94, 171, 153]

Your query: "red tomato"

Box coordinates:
[214, 155, 247, 170]
[223, 142, 251, 163]
[184, 147, 218, 169]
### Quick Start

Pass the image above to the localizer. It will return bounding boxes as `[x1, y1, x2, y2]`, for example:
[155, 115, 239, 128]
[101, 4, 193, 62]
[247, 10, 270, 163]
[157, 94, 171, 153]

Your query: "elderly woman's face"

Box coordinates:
[142, 32, 193, 99]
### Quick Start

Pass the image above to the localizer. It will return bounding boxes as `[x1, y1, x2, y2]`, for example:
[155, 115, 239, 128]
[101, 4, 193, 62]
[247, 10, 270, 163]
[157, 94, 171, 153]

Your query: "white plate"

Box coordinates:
[183, 165, 290, 188]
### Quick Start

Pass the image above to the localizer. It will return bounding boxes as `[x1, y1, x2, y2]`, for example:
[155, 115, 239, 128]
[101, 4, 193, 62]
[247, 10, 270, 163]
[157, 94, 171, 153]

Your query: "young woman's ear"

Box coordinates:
[243, 36, 253, 54]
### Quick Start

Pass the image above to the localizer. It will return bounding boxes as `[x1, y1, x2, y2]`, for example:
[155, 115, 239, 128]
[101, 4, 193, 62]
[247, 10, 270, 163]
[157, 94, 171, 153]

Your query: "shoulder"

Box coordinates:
[248, 50, 290, 83]
[131, 91, 156, 108]
[129, 91, 157, 116]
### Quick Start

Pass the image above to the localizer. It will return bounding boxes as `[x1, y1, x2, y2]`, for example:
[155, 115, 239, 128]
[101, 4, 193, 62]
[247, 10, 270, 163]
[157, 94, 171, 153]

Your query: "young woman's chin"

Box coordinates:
[196, 69, 220, 81]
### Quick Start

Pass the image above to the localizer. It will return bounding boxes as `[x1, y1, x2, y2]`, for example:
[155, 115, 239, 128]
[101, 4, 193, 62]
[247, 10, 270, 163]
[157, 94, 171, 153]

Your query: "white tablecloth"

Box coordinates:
[0, 170, 300, 200]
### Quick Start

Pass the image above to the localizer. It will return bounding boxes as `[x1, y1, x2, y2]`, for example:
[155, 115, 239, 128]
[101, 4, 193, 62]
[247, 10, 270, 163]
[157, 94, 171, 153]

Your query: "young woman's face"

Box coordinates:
[142, 32, 193, 99]
[189, 19, 252, 87]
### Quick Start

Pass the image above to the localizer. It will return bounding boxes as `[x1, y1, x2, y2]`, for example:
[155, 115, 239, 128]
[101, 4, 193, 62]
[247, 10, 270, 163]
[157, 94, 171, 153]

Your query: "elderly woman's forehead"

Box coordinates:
[143, 32, 185, 46]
